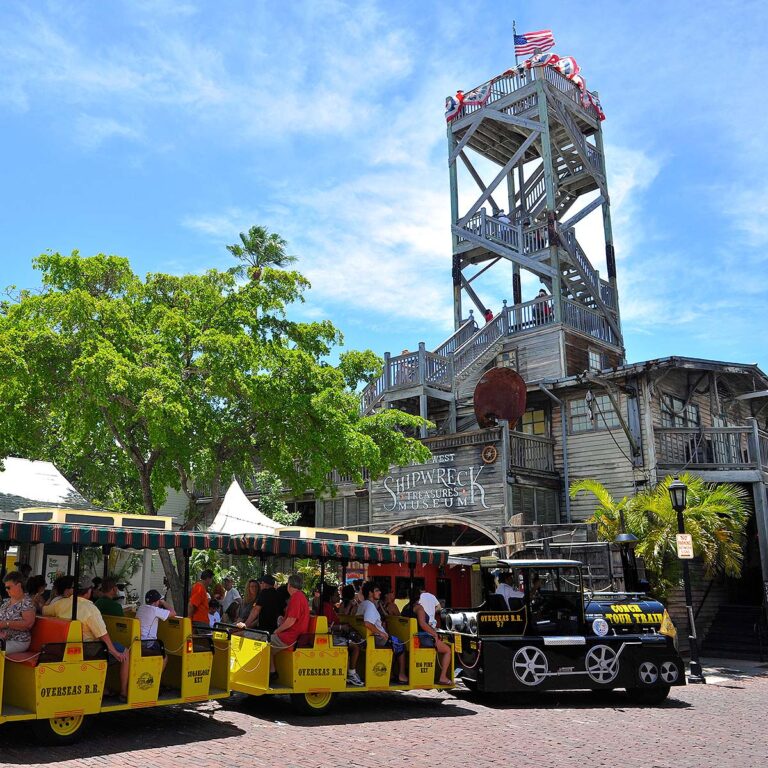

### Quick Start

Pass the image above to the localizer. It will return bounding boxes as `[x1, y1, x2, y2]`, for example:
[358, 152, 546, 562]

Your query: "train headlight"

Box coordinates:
[466, 613, 478, 635]
[592, 618, 609, 637]
[445, 612, 466, 632]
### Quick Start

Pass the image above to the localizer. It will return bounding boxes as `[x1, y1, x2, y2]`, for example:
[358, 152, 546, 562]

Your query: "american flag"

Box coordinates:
[514, 29, 555, 56]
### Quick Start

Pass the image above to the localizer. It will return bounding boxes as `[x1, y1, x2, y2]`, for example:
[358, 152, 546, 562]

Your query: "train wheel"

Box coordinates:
[290, 691, 336, 715]
[626, 685, 671, 705]
[36, 713, 87, 744]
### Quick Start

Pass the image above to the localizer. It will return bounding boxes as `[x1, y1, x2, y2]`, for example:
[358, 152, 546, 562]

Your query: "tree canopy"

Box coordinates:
[0, 229, 430, 604]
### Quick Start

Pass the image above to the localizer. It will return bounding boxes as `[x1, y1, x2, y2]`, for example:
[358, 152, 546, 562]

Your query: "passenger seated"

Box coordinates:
[359, 581, 407, 684]
[224, 601, 240, 625]
[208, 598, 222, 628]
[320, 583, 363, 687]
[25, 575, 48, 615]
[269, 573, 310, 684]
[403, 589, 451, 685]
[0, 571, 36, 653]
[495, 572, 524, 604]
[94, 577, 125, 617]
[43, 576, 130, 700]
[137, 589, 176, 673]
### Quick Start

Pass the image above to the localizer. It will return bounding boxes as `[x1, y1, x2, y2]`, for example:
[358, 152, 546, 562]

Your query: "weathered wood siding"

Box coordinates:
[369, 429, 506, 538]
[563, 330, 623, 376]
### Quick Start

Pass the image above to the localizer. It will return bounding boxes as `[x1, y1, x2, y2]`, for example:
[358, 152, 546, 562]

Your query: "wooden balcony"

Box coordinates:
[509, 432, 556, 474]
[655, 426, 768, 480]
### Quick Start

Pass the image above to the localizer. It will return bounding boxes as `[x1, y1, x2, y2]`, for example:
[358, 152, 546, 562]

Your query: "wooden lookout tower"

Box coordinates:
[447, 62, 624, 379]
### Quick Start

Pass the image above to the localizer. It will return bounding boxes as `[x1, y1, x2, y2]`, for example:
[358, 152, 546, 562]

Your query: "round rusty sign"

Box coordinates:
[473, 367, 527, 428]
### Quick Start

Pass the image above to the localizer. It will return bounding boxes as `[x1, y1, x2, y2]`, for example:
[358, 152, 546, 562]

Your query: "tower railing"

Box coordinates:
[452, 311, 508, 375]
[452, 65, 602, 125]
[433, 317, 478, 357]
[562, 298, 618, 345]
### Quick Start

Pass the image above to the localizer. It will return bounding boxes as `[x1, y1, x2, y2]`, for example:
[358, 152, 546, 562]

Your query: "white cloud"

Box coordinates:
[74, 114, 143, 149]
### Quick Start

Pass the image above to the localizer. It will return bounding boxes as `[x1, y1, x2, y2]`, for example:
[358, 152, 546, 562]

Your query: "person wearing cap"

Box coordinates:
[43, 576, 130, 700]
[137, 589, 176, 673]
[240, 574, 282, 633]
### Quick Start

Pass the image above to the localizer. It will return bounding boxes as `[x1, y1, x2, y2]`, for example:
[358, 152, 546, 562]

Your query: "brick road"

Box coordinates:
[1, 665, 767, 768]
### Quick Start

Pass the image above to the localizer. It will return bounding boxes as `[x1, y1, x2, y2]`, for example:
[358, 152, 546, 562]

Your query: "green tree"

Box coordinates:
[252, 471, 299, 526]
[0, 232, 430, 608]
[571, 474, 749, 597]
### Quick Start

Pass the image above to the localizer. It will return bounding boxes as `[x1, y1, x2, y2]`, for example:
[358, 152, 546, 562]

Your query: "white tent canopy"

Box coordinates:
[208, 480, 281, 535]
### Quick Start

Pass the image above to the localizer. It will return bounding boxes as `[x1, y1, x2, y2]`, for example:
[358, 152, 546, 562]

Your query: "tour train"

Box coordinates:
[0, 511, 683, 744]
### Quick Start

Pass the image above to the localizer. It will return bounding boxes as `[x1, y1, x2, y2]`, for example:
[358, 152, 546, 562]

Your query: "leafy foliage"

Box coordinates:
[570, 474, 749, 598]
[252, 471, 299, 526]
[0, 229, 430, 605]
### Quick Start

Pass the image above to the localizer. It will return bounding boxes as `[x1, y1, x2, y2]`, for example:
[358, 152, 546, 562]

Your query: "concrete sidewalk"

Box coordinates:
[700, 656, 768, 685]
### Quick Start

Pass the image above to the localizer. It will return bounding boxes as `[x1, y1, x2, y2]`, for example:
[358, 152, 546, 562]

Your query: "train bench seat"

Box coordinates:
[4, 617, 77, 667]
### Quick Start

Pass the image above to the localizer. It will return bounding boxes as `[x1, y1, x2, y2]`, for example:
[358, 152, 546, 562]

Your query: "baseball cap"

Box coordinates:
[145, 589, 162, 604]
[258, 574, 276, 586]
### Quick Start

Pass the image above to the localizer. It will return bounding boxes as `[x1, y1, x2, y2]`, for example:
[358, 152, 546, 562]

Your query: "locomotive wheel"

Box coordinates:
[585, 644, 619, 685]
[35, 713, 87, 744]
[512, 646, 548, 687]
[626, 685, 671, 705]
[290, 691, 336, 715]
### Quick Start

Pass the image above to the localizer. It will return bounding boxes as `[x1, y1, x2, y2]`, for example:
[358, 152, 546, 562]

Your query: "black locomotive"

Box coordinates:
[441, 558, 684, 704]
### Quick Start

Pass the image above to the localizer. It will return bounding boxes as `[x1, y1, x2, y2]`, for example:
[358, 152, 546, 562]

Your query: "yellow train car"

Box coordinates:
[0, 516, 451, 742]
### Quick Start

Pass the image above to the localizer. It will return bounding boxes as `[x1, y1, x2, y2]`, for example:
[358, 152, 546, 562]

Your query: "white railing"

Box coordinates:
[507, 296, 555, 333]
[562, 298, 618, 345]
[453, 311, 508, 375]
[434, 318, 478, 358]
[561, 228, 600, 294]
[452, 65, 602, 125]
[457, 209, 521, 251]
[599, 279, 617, 310]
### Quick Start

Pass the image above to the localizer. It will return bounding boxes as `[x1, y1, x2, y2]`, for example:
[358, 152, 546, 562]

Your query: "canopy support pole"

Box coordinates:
[260, 557, 267, 578]
[102, 545, 112, 580]
[72, 545, 81, 621]
[341, 559, 348, 587]
[409, 564, 415, 593]
[319, 558, 326, 615]
[182, 548, 191, 617]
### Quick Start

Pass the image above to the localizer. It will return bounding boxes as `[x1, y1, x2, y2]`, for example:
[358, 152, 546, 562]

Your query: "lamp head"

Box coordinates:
[668, 475, 688, 513]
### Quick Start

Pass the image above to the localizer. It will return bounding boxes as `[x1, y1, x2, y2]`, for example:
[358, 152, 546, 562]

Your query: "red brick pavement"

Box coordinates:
[1, 676, 767, 768]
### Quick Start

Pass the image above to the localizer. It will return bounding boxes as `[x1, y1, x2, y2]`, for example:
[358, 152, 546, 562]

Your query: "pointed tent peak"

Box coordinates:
[208, 479, 282, 535]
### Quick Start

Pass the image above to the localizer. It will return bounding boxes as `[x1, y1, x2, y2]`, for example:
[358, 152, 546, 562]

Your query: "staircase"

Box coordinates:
[701, 605, 766, 660]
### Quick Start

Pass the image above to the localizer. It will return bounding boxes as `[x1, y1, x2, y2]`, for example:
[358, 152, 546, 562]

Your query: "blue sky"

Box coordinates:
[1, 0, 766, 371]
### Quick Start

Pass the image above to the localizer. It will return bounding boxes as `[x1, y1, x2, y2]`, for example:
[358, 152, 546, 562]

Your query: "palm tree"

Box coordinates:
[570, 474, 749, 596]
[227, 225, 297, 280]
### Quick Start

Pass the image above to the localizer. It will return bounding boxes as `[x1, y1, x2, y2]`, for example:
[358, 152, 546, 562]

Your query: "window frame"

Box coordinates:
[569, 393, 621, 434]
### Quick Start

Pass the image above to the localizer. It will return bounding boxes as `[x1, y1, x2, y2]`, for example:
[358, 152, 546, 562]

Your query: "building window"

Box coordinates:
[509, 486, 559, 524]
[661, 394, 700, 428]
[318, 496, 370, 529]
[570, 393, 620, 433]
[588, 348, 602, 372]
[519, 408, 546, 436]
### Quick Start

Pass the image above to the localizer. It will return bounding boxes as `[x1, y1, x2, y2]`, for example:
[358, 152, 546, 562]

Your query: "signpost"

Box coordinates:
[675, 533, 694, 559]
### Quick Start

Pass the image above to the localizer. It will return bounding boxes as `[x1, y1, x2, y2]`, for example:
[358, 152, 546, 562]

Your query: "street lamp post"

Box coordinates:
[668, 476, 706, 683]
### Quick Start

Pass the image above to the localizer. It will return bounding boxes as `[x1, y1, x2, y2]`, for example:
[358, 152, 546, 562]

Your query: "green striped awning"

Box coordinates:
[0, 521, 449, 567]
[0, 520, 229, 551]
[229, 532, 448, 567]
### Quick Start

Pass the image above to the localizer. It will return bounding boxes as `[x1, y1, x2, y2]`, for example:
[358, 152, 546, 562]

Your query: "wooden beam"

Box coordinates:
[459, 151, 502, 214]
[451, 225, 556, 277]
[562, 195, 605, 229]
[458, 131, 539, 226]
[449, 117, 482, 165]
[483, 110, 543, 133]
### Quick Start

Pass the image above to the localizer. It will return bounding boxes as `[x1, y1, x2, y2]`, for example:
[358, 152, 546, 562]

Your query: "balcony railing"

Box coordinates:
[562, 298, 619, 346]
[451, 64, 602, 126]
[433, 317, 478, 358]
[510, 432, 556, 472]
[655, 426, 768, 472]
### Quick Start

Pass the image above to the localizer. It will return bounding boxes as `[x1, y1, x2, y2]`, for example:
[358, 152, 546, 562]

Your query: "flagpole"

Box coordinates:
[513, 20, 519, 66]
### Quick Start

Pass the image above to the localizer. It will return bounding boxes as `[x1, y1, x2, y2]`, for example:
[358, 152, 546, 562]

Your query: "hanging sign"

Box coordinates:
[675, 534, 694, 559]
[44, 554, 70, 588]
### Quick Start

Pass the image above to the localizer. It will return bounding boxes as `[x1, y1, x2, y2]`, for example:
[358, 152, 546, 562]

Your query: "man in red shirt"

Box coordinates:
[188, 569, 214, 631]
[269, 573, 310, 684]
